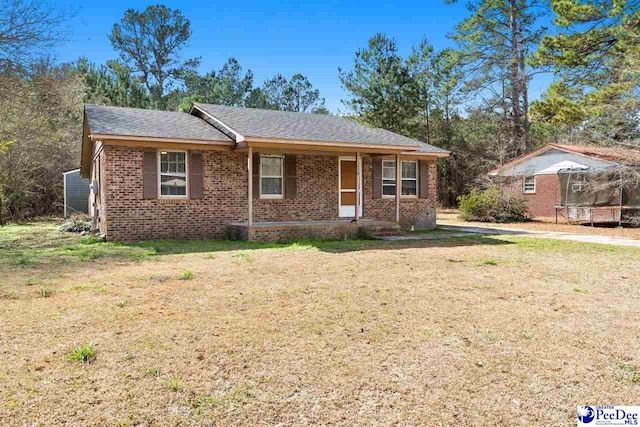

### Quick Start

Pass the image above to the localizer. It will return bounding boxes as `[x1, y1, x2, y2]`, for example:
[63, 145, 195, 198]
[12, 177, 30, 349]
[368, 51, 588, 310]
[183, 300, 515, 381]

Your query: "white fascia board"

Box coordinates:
[190, 104, 245, 143]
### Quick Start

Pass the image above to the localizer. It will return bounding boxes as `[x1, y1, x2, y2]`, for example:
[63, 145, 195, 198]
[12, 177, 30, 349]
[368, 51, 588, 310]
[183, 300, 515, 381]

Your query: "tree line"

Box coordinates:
[0, 0, 638, 222]
[339, 0, 639, 205]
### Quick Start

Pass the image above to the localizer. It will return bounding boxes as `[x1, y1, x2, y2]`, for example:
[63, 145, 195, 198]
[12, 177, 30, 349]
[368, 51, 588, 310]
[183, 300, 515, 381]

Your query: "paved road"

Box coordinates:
[381, 223, 640, 248]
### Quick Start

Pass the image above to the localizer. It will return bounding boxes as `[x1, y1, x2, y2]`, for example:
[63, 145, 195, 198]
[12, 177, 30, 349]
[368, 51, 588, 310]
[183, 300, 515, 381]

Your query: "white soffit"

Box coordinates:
[537, 160, 590, 175]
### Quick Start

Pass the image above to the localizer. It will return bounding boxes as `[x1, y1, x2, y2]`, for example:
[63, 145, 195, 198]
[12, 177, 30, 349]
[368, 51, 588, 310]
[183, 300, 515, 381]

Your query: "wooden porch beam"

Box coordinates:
[396, 153, 401, 223]
[355, 152, 360, 223]
[248, 146, 253, 226]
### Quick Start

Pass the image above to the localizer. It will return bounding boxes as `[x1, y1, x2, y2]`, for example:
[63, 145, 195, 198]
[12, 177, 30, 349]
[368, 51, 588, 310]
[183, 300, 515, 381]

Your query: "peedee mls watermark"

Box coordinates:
[578, 406, 640, 426]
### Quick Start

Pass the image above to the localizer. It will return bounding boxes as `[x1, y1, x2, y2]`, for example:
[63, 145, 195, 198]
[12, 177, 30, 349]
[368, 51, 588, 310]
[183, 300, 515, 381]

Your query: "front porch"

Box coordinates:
[229, 219, 400, 242]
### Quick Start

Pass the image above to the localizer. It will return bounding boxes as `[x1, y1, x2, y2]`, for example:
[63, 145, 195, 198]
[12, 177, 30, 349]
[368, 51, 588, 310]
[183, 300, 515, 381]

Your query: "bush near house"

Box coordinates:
[458, 187, 530, 223]
[59, 218, 92, 233]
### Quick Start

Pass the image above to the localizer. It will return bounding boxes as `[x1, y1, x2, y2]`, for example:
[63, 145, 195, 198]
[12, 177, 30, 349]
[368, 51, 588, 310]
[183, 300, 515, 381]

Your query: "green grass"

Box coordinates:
[179, 270, 194, 280]
[400, 226, 464, 236]
[2, 221, 637, 277]
[144, 368, 160, 378]
[0, 222, 156, 270]
[232, 251, 255, 264]
[0, 221, 386, 272]
[68, 342, 97, 363]
[491, 235, 640, 255]
[164, 375, 182, 392]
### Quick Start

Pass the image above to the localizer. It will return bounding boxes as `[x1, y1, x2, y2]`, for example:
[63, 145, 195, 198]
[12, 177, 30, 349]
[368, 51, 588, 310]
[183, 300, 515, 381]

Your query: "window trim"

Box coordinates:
[381, 160, 419, 198]
[400, 160, 418, 198]
[382, 160, 396, 197]
[158, 150, 189, 199]
[523, 175, 536, 194]
[259, 154, 284, 199]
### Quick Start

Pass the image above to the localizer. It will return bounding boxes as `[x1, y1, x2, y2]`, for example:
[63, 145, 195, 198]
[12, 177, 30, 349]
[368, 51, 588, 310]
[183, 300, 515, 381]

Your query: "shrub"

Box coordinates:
[458, 187, 530, 223]
[68, 342, 97, 363]
[59, 220, 92, 233]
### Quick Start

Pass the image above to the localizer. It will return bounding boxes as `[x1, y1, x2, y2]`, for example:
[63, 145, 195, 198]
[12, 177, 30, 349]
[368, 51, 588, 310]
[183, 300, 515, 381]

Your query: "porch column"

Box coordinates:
[395, 153, 401, 223]
[355, 152, 360, 222]
[248, 146, 253, 226]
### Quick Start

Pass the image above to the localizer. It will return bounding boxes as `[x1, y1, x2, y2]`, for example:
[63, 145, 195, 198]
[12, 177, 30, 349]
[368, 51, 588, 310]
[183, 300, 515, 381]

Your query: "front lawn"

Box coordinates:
[0, 221, 638, 425]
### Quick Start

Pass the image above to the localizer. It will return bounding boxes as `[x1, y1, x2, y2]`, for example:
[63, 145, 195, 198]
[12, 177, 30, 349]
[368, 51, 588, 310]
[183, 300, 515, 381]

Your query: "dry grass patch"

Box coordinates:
[0, 220, 639, 425]
[439, 208, 640, 239]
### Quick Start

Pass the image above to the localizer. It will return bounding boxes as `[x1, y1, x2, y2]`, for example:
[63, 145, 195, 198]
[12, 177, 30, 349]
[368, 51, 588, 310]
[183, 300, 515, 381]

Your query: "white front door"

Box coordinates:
[339, 157, 362, 218]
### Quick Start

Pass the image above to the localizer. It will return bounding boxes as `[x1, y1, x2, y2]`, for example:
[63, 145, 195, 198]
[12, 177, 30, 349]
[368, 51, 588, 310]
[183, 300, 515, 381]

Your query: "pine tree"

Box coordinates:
[339, 34, 417, 134]
[446, 0, 547, 155]
[532, 0, 640, 142]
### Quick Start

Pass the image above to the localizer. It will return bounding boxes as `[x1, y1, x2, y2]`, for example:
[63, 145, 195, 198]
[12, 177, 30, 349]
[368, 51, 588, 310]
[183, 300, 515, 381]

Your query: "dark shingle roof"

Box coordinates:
[85, 104, 232, 142]
[552, 144, 640, 166]
[194, 103, 449, 153]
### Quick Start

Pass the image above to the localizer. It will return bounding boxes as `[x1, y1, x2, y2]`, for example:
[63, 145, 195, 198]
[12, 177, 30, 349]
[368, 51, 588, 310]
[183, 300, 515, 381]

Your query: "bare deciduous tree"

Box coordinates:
[0, 0, 67, 66]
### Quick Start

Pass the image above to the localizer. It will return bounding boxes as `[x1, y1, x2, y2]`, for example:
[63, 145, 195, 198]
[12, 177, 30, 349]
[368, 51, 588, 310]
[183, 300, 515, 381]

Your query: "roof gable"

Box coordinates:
[85, 104, 233, 143]
[193, 103, 449, 153]
[489, 144, 635, 176]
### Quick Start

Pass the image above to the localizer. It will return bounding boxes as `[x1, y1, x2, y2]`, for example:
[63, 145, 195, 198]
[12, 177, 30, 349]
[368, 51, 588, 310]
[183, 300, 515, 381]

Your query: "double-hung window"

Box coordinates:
[523, 176, 536, 194]
[260, 155, 284, 198]
[382, 161, 396, 196]
[382, 160, 418, 197]
[401, 161, 418, 196]
[159, 151, 187, 198]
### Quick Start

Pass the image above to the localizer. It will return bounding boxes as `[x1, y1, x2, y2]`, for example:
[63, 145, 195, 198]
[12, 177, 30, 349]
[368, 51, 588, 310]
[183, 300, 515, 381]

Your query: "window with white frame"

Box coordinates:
[381, 160, 418, 197]
[523, 176, 536, 194]
[401, 161, 418, 196]
[382, 161, 396, 196]
[572, 174, 586, 192]
[159, 151, 187, 197]
[260, 155, 283, 198]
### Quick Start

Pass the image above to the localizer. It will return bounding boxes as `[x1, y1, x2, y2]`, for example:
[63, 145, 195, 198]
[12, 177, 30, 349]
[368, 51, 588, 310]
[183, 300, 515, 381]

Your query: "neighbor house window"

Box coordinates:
[260, 155, 283, 198]
[523, 176, 536, 194]
[571, 174, 588, 192]
[159, 151, 187, 197]
[382, 160, 418, 197]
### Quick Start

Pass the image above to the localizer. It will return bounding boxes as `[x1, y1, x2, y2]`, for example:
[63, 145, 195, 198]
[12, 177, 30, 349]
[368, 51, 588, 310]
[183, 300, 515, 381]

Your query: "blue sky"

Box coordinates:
[57, 0, 553, 113]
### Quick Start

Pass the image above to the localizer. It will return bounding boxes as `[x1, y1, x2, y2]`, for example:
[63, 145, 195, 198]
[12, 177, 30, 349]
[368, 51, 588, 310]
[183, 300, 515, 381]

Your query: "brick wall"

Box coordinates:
[254, 155, 339, 221]
[504, 174, 560, 218]
[102, 145, 439, 241]
[363, 157, 437, 229]
[230, 222, 360, 243]
[104, 145, 247, 241]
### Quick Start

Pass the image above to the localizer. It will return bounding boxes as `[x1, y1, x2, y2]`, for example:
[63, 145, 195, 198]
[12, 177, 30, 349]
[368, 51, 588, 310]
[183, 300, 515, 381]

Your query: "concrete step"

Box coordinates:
[360, 223, 401, 237]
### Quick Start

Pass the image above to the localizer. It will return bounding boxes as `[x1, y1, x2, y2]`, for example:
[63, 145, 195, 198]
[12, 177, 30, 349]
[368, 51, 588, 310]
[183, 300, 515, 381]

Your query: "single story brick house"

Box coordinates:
[489, 143, 639, 218]
[80, 104, 449, 242]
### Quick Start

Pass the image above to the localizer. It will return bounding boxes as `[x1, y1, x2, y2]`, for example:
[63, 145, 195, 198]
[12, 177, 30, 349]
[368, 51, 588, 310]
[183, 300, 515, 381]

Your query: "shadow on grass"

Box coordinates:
[127, 235, 512, 255]
[0, 220, 511, 271]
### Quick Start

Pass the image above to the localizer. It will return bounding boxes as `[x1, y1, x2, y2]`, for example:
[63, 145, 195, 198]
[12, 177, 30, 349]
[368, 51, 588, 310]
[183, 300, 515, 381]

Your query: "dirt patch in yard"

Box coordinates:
[1, 222, 639, 425]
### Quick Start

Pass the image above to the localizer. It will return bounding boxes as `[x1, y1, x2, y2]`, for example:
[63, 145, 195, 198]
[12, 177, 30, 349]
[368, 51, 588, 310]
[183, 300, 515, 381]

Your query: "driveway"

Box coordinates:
[438, 223, 640, 248]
